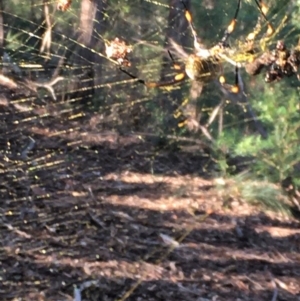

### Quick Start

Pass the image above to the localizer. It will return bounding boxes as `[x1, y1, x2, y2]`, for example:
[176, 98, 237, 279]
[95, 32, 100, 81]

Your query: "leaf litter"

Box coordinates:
[0, 107, 300, 301]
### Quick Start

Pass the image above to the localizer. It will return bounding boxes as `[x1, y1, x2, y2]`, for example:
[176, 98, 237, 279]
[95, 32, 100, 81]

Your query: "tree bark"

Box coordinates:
[70, 0, 108, 103]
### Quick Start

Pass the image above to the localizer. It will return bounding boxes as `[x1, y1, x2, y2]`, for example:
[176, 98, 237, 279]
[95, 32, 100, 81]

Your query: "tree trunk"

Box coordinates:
[70, 0, 108, 104]
[0, 0, 4, 59]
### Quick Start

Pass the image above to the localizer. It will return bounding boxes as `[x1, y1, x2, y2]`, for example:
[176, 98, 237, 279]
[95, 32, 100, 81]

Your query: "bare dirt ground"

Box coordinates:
[1, 106, 300, 301]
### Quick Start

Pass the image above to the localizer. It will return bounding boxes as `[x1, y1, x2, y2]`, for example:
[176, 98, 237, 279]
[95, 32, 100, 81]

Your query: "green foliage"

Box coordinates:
[216, 174, 291, 215]
[236, 84, 300, 183]
[213, 79, 300, 213]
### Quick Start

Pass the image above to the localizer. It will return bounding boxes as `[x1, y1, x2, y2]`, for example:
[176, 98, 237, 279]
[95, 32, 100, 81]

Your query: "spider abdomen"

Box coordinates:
[185, 54, 222, 82]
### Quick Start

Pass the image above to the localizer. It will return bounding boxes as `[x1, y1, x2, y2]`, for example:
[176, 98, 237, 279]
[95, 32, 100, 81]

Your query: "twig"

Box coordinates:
[23, 76, 64, 100]
[20, 136, 36, 160]
[271, 288, 278, 301]
[271, 278, 278, 301]
[87, 210, 105, 229]
[199, 125, 215, 142]
[40, 0, 53, 58]
[0, 68, 64, 100]
[3, 223, 32, 239]
[206, 99, 225, 127]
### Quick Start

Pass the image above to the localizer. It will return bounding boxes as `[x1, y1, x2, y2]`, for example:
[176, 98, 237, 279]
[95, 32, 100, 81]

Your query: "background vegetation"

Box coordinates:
[1, 0, 300, 213]
[1, 1, 300, 300]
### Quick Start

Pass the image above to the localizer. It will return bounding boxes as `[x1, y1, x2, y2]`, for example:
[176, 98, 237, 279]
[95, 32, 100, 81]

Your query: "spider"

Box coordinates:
[120, 0, 274, 94]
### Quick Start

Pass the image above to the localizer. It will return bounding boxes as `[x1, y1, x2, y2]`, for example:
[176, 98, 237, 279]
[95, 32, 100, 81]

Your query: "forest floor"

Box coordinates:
[1, 111, 300, 301]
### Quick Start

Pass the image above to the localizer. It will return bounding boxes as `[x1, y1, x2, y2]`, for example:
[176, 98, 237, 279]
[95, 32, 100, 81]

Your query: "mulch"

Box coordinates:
[1, 95, 300, 301]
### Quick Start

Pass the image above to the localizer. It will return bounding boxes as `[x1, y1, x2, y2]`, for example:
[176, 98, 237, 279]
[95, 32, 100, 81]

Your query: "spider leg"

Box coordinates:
[217, 0, 274, 91]
[220, 0, 241, 47]
[182, 0, 241, 49]
[241, 1, 277, 79]
[181, 1, 241, 93]
[180, 0, 203, 52]
[119, 66, 185, 88]
[219, 65, 240, 94]
[219, 1, 274, 88]
[120, 41, 187, 88]
[246, 0, 274, 51]
[254, 0, 274, 37]
[167, 50, 182, 70]
[217, 1, 243, 93]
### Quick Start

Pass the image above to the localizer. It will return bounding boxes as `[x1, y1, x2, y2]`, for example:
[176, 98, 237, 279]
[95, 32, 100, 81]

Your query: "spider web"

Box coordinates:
[0, 0, 299, 300]
[0, 0, 222, 203]
[0, 0, 292, 149]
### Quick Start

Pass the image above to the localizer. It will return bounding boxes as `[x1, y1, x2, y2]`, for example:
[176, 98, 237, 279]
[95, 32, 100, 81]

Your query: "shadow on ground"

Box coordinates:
[1, 101, 300, 301]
